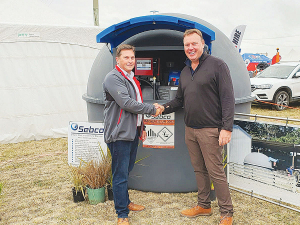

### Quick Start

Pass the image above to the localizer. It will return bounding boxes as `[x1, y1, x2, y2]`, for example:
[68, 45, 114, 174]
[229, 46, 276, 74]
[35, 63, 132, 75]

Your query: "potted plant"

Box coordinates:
[81, 145, 112, 205]
[107, 180, 114, 201]
[69, 163, 85, 203]
[106, 148, 114, 201]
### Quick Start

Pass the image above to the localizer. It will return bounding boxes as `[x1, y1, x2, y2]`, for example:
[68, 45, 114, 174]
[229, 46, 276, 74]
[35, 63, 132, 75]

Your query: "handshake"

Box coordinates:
[152, 103, 165, 117]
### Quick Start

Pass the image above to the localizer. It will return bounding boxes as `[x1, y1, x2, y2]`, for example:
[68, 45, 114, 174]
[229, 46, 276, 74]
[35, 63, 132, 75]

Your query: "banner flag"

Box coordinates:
[230, 25, 247, 50]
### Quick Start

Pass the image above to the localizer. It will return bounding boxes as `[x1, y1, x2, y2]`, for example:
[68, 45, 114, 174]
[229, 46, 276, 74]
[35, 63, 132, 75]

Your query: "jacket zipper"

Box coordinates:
[115, 66, 144, 129]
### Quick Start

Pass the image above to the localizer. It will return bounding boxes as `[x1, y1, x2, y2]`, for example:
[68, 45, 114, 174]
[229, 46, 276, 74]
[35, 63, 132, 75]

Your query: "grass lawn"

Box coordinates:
[250, 101, 300, 123]
[0, 103, 300, 224]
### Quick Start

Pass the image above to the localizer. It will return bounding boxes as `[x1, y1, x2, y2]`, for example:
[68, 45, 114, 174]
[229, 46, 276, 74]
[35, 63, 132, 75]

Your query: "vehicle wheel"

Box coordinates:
[274, 91, 289, 111]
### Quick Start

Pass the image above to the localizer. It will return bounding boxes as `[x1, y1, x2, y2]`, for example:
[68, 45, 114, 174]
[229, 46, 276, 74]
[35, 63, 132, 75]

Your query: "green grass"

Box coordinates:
[250, 101, 300, 125]
[0, 106, 300, 224]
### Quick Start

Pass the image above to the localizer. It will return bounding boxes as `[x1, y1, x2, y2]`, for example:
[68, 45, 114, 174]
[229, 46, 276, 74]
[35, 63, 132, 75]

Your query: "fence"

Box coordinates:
[229, 162, 297, 192]
[235, 112, 300, 125]
[229, 112, 300, 211]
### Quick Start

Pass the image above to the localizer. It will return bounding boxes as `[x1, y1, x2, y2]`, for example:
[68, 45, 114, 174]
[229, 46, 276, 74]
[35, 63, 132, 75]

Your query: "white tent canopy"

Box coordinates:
[0, 0, 93, 26]
[282, 49, 300, 62]
[0, 23, 104, 143]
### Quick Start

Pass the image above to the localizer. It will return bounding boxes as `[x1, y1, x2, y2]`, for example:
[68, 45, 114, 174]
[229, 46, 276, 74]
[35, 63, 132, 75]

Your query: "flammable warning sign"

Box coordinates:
[143, 113, 175, 149]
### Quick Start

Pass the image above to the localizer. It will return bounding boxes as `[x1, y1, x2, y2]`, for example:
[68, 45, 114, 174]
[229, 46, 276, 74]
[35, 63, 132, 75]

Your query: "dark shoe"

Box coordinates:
[219, 215, 233, 225]
[127, 202, 145, 211]
[181, 206, 212, 217]
[117, 218, 129, 225]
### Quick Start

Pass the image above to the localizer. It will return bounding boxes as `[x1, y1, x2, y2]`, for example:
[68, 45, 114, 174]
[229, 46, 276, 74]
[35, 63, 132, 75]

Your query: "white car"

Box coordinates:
[250, 62, 300, 110]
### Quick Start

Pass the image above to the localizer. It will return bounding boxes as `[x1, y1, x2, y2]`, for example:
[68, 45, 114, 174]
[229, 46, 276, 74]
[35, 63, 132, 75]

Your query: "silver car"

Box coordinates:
[250, 62, 300, 110]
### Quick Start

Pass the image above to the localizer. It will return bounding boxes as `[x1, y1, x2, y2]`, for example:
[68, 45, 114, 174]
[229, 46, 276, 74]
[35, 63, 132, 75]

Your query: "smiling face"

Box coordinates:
[183, 32, 205, 63]
[116, 49, 135, 74]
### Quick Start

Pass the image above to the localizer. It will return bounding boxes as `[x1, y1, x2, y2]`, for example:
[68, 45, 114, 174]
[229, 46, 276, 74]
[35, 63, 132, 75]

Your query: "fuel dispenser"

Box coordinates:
[83, 14, 254, 192]
[134, 58, 178, 101]
[134, 57, 160, 100]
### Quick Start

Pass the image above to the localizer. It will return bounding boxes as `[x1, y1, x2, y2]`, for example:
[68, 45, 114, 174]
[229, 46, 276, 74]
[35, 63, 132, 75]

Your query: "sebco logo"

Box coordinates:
[145, 114, 171, 119]
[71, 123, 78, 130]
[71, 123, 104, 134]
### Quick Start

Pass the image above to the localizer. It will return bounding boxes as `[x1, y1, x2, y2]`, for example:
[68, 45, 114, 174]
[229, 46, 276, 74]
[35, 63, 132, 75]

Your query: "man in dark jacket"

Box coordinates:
[103, 44, 160, 225]
[156, 29, 235, 225]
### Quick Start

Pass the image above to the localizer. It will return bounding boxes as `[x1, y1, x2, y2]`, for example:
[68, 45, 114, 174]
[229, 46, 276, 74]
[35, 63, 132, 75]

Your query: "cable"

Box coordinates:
[254, 99, 300, 110]
[137, 78, 161, 100]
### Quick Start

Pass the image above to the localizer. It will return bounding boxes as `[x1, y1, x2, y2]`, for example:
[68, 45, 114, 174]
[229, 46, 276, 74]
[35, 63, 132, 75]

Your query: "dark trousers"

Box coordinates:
[185, 126, 233, 216]
[107, 130, 139, 218]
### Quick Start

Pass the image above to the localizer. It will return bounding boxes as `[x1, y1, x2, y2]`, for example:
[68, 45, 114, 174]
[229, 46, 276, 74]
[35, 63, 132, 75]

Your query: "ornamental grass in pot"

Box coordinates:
[80, 146, 112, 204]
[69, 163, 85, 203]
[106, 148, 114, 201]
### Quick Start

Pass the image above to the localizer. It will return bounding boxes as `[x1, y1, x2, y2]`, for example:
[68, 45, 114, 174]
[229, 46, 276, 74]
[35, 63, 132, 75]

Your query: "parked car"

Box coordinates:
[250, 62, 300, 110]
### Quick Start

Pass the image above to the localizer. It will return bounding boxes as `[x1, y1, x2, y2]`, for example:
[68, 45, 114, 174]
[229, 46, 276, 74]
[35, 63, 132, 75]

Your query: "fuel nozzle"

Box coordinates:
[153, 76, 156, 100]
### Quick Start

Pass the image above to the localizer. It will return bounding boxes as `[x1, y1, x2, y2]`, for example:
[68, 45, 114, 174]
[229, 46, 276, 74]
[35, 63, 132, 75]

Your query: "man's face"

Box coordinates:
[183, 33, 205, 63]
[116, 49, 135, 74]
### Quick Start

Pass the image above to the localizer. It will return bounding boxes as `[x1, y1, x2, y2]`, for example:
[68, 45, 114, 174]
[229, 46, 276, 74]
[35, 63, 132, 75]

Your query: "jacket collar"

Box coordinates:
[115, 65, 130, 81]
[185, 52, 209, 70]
[115, 65, 143, 102]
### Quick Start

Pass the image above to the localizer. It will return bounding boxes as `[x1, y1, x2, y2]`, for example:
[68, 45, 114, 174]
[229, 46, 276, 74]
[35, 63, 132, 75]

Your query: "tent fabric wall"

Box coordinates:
[0, 0, 94, 26]
[282, 49, 300, 62]
[0, 23, 104, 143]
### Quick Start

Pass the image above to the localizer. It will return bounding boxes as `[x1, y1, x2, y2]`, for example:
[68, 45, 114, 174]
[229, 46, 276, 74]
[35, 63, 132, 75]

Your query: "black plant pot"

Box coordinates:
[72, 187, 85, 203]
[107, 184, 114, 201]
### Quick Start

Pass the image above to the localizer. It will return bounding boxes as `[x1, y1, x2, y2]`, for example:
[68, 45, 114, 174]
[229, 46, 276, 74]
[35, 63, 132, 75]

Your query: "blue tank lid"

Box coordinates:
[96, 15, 215, 51]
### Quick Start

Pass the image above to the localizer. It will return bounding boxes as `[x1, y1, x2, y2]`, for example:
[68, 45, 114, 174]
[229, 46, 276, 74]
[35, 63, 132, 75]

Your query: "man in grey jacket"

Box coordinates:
[103, 44, 160, 225]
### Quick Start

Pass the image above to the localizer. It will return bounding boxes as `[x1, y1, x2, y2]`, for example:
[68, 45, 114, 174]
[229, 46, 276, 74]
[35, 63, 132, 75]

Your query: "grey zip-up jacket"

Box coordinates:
[103, 67, 156, 143]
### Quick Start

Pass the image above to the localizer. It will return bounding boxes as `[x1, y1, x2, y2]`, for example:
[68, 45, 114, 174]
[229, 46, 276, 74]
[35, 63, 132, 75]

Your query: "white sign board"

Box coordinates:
[143, 113, 175, 149]
[68, 121, 107, 166]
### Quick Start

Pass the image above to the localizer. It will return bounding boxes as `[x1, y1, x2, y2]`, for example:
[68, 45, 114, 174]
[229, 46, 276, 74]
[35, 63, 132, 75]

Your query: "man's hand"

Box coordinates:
[154, 103, 165, 114]
[152, 103, 165, 117]
[154, 108, 161, 117]
[219, 130, 232, 146]
[141, 130, 147, 142]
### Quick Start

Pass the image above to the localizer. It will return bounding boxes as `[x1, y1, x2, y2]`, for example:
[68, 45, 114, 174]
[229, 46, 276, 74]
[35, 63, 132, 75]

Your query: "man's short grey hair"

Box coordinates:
[116, 44, 135, 57]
